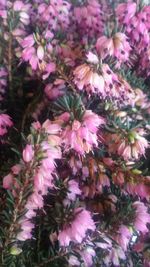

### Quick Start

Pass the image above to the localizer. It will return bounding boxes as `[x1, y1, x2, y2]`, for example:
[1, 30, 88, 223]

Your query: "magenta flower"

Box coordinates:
[58, 208, 95, 246]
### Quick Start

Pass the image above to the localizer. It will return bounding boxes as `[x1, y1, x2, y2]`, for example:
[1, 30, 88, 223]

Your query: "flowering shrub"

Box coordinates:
[0, 0, 150, 266]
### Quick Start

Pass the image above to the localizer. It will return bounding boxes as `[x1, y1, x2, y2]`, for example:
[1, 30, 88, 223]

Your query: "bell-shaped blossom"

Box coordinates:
[96, 32, 132, 66]
[58, 208, 95, 246]
[133, 202, 150, 233]
[58, 110, 104, 155]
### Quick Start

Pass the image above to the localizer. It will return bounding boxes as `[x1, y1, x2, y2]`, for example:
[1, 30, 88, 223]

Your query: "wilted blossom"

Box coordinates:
[0, 114, 13, 136]
[58, 208, 95, 246]
[0, 67, 7, 101]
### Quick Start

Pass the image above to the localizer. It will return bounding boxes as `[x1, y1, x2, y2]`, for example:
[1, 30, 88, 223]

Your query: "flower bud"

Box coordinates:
[10, 246, 22, 255]
[37, 45, 44, 60]
[23, 144, 34, 163]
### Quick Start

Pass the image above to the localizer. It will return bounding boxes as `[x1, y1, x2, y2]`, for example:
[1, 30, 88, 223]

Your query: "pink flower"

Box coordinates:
[107, 128, 149, 161]
[3, 173, 14, 189]
[73, 63, 105, 95]
[37, 0, 71, 30]
[17, 220, 34, 241]
[116, 2, 137, 25]
[0, 114, 13, 136]
[59, 110, 104, 155]
[22, 144, 34, 163]
[113, 225, 132, 251]
[37, 45, 44, 60]
[67, 180, 81, 200]
[16, 120, 62, 241]
[96, 32, 132, 66]
[58, 208, 95, 246]
[44, 79, 65, 99]
[73, 0, 105, 39]
[73, 58, 134, 101]
[79, 247, 96, 267]
[86, 51, 99, 64]
[133, 202, 150, 233]
[104, 246, 126, 266]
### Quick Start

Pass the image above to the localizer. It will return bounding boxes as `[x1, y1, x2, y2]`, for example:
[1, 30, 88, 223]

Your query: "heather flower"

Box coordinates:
[133, 202, 150, 233]
[104, 246, 126, 266]
[96, 32, 132, 66]
[15, 120, 61, 241]
[22, 144, 34, 163]
[116, 2, 136, 25]
[20, 33, 55, 76]
[37, 0, 71, 30]
[126, 179, 150, 200]
[86, 51, 99, 64]
[73, 0, 105, 39]
[73, 63, 105, 95]
[79, 247, 96, 267]
[66, 180, 81, 201]
[0, 0, 7, 19]
[137, 46, 150, 77]
[13, 0, 31, 25]
[116, 2, 150, 53]
[73, 58, 134, 101]
[107, 128, 149, 161]
[44, 79, 65, 100]
[113, 225, 132, 251]
[3, 173, 14, 190]
[58, 110, 104, 155]
[58, 208, 95, 246]
[0, 67, 7, 101]
[0, 114, 13, 136]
